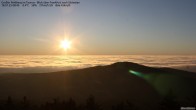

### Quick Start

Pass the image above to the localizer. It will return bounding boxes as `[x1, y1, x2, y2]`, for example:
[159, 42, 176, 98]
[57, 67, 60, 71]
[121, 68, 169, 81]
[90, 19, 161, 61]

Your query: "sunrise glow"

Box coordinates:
[60, 39, 72, 51]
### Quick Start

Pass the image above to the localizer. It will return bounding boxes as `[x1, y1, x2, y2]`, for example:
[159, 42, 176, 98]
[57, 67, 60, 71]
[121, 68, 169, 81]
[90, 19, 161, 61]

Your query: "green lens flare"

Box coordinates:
[129, 70, 144, 78]
[129, 70, 164, 95]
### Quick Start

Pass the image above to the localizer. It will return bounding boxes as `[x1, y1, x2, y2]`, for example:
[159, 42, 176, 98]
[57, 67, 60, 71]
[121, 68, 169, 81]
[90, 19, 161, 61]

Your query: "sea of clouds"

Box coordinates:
[0, 55, 196, 73]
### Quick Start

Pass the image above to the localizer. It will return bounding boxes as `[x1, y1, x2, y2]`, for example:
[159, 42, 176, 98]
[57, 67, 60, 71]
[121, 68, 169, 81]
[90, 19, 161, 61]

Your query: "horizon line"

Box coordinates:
[0, 54, 196, 56]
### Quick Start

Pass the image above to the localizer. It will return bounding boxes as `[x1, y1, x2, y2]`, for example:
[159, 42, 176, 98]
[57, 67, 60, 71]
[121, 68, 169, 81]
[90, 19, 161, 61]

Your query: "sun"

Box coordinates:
[60, 39, 72, 51]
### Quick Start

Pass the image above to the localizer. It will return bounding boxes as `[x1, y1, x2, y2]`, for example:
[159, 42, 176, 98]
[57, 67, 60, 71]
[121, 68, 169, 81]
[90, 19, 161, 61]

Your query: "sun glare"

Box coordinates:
[60, 39, 72, 51]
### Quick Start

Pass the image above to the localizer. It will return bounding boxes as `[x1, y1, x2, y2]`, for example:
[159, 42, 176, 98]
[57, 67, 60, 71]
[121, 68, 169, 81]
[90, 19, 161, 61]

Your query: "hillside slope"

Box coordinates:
[0, 62, 196, 109]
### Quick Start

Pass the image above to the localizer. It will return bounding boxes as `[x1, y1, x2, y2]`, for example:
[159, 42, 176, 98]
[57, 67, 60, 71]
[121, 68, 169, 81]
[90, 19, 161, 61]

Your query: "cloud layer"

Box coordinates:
[0, 55, 196, 73]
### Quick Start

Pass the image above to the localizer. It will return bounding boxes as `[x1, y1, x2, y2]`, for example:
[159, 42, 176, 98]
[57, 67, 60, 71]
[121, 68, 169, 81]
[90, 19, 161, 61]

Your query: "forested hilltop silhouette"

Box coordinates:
[0, 94, 195, 110]
[0, 62, 196, 110]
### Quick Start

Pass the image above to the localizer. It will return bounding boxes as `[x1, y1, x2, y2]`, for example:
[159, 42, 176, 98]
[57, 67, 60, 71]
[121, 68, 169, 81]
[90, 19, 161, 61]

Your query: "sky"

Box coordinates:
[0, 0, 196, 55]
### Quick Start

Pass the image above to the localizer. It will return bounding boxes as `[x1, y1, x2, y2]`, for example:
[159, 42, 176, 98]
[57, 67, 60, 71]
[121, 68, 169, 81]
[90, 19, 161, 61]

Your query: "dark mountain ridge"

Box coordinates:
[0, 62, 196, 109]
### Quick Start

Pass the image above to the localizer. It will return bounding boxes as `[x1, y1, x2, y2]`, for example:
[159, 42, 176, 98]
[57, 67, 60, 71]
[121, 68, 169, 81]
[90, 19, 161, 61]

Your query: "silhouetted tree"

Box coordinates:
[4, 96, 15, 110]
[159, 90, 180, 110]
[51, 98, 61, 110]
[86, 95, 102, 110]
[112, 102, 124, 110]
[191, 91, 196, 106]
[20, 96, 30, 110]
[66, 98, 77, 110]
[126, 100, 138, 110]
[183, 91, 196, 107]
